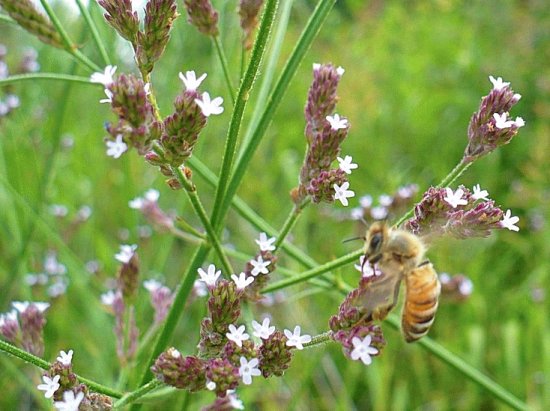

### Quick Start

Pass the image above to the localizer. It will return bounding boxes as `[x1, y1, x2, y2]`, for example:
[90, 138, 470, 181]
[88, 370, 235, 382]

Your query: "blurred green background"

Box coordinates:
[1, 0, 549, 409]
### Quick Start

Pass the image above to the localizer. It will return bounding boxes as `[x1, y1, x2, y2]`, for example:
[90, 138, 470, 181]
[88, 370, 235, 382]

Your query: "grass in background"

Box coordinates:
[1, 0, 549, 409]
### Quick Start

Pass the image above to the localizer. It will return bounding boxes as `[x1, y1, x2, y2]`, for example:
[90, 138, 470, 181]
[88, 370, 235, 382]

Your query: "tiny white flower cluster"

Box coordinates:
[443, 186, 519, 231]
[224, 318, 312, 386]
[178, 70, 224, 117]
[37, 350, 81, 408]
[114, 244, 138, 264]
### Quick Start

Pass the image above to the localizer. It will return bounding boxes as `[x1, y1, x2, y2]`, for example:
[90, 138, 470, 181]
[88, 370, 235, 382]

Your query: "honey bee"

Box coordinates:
[360, 221, 441, 342]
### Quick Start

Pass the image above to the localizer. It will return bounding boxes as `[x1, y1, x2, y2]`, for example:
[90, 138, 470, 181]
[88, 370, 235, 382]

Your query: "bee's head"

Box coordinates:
[364, 221, 389, 263]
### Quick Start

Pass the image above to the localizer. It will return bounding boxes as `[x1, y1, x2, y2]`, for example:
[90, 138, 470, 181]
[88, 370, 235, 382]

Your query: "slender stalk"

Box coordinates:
[38, 0, 100, 71]
[113, 379, 163, 408]
[0, 73, 94, 86]
[209, 0, 279, 229]
[0, 340, 123, 398]
[75, 0, 111, 66]
[171, 166, 234, 275]
[241, 0, 294, 149]
[133, 243, 210, 392]
[142, 72, 163, 122]
[263, 249, 363, 293]
[212, 36, 236, 104]
[383, 315, 529, 411]
[274, 199, 310, 250]
[394, 158, 473, 228]
[305, 331, 332, 348]
[217, 0, 337, 229]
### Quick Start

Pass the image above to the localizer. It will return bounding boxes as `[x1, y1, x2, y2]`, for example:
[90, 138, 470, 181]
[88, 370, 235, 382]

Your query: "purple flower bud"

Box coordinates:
[17, 302, 49, 356]
[205, 358, 239, 397]
[98, 0, 140, 45]
[184, 0, 219, 37]
[0, 310, 20, 343]
[136, 0, 179, 74]
[144, 280, 174, 324]
[151, 348, 207, 391]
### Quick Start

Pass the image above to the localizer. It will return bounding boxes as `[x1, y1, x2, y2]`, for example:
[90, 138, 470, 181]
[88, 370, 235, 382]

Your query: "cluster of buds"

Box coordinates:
[183, 0, 219, 37]
[0, 0, 64, 48]
[152, 314, 310, 406]
[239, 0, 264, 50]
[98, 0, 178, 74]
[36, 349, 112, 409]
[463, 76, 524, 163]
[100, 244, 141, 364]
[351, 184, 419, 222]
[404, 185, 519, 242]
[101, 72, 162, 157]
[24, 250, 68, 298]
[0, 301, 49, 356]
[293, 64, 355, 207]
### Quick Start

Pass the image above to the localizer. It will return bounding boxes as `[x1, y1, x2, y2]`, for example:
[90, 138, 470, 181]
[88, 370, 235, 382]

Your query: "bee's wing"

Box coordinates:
[357, 269, 403, 322]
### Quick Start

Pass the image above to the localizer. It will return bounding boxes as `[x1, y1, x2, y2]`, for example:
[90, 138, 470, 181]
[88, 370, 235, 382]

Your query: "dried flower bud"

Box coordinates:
[205, 358, 239, 397]
[463, 76, 524, 163]
[404, 186, 505, 241]
[258, 330, 292, 378]
[239, 0, 264, 50]
[0, 0, 64, 48]
[136, 0, 179, 74]
[183, 0, 219, 37]
[151, 348, 207, 391]
[98, 0, 140, 45]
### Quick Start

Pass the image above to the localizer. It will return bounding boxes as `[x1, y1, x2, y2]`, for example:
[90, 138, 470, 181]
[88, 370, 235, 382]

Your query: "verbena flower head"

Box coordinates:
[404, 185, 514, 241]
[463, 75, 524, 163]
[115, 244, 140, 301]
[9, 301, 50, 356]
[243, 250, 278, 301]
[104, 74, 160, 155]
[252, 317, 275, 340]
[258, 330, 293, 377]
[332, 325, 386, 364]
[98, 0, 140, 44]
[151, 348, 207, 390]
[294, 63, 352, 206]
[353, 184, 419, 222]
[144, 279, 174, 324]
[205, 358, 240, 396]
[135, 0, 179, 74]
[183, 0, 219, 36]
[440, 273, 474, 302]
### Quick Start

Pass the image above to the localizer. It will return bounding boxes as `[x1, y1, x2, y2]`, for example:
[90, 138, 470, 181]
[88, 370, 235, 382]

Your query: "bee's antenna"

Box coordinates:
[342, 236, 365, 244]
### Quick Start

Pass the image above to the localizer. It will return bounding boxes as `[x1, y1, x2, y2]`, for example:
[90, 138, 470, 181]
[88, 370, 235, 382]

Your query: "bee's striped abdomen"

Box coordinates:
[401, 262, 441, 343]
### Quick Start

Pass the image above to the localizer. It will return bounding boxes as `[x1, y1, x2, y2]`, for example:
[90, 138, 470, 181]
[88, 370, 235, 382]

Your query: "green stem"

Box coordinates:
[39, 0, 100, 72]
[0, 13, 16, 24]
[0, 73, 93, 86]
[274, 199, 310, 250]
[383, 315, 529, 411]
[133, 243, 210, 392]
[263, 249, 363, 293]
[142, 72, 163, 122]
[304, 331, 332, 348]
[212, 36, 236, 105]
[0, 340, 123, 398]
[217, 0, 336, 229]
[241, 0, 294, 149]
[171, 166, 234, 275]
[209, 0, 279, 229]
[75, 0, 111, 66]
[113, 379, 163, 408]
